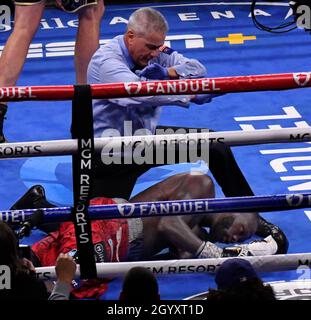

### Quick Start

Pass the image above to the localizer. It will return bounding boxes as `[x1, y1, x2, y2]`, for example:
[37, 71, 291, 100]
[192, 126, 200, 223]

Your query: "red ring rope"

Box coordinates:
[0, 72, 310, 102]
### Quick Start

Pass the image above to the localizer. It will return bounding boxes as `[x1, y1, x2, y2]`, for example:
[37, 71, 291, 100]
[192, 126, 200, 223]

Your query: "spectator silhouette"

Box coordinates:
[205, 258, 276, 301]
[119, 267, 160, 302]
[0, 221, 48, 300]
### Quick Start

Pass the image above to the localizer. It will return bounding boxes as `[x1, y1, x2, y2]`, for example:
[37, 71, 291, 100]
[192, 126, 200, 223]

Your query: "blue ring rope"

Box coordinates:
[1, 193, 310, 224]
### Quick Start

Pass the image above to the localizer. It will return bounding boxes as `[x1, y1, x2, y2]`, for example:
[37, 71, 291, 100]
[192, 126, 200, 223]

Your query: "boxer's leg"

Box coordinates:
[0, 1, 45, 142]
[75, 0, 105, 83]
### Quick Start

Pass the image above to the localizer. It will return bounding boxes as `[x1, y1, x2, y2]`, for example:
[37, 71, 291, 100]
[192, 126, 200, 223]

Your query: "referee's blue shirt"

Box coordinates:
[88, 35, 207, 137]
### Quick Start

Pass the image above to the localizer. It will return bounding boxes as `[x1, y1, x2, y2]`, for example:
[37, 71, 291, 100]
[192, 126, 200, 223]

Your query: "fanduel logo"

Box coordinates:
[124, 82, 142, 95]
[286, 194, 304, 206]
[0, 5, 11, 32]
[293, 72, 311, 87]
[117, 203, 135, 217]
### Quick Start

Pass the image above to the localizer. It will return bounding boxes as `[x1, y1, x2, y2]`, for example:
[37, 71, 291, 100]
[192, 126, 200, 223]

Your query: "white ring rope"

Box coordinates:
[0, 127, 310, 159]
[35, 253, 311, 280]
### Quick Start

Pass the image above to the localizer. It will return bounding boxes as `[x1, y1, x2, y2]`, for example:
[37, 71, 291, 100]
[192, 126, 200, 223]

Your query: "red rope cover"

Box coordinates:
[0, 72, 310, 102]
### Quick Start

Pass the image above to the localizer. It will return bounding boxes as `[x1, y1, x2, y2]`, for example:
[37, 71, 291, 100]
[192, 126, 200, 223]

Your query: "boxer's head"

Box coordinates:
[209, 212, 259, 243]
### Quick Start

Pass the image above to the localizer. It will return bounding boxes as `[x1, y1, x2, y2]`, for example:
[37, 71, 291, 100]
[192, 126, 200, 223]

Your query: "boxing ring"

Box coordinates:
[1, 71, 311, 299]
[1, 1, 311, 300]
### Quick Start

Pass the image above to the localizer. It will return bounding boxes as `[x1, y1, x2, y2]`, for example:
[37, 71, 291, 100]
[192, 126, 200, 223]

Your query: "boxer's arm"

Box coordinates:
[158, 216, 203, 255]
[158, 217, 222, 258]
[173, 226, 210, 259]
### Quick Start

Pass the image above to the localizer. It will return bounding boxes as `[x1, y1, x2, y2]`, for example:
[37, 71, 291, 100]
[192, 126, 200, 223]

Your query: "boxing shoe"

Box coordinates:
[0, 103, 8, 143]
[10, 185, 46, 210]
[222, 235, 278, 257]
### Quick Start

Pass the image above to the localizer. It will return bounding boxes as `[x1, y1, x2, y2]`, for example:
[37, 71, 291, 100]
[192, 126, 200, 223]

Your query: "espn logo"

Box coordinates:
[0, 35, 204, 59]
[0, 5, 11, 32]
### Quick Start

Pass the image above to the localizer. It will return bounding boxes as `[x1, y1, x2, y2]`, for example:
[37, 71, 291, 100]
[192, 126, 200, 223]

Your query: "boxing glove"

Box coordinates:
[256, 216, 289, 255]
[196, 241, 223, 259]
[222, 235, 278, 257]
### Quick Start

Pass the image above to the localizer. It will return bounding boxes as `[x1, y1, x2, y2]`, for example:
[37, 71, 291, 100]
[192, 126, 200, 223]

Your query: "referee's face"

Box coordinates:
[127, 30, 166, 67]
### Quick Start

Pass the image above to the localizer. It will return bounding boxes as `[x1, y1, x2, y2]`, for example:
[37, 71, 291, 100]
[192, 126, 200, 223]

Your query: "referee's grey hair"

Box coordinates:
[127, 7, 169, 36]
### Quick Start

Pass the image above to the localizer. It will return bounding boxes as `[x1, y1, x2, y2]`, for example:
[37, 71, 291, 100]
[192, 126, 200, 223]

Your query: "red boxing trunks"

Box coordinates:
[31, 197, 129, 299]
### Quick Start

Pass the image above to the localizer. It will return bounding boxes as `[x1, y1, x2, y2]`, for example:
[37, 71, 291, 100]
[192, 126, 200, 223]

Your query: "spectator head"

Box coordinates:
[119, 267, 160, 302]
[215, 258, 258, 290]
[0, 221, 19, 272]
[206, 258, 276, 301]
[0, 221, 48, 300]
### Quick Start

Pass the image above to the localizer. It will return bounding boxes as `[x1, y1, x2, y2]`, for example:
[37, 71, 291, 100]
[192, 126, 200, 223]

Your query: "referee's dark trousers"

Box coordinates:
[92, 126, 254, 200]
